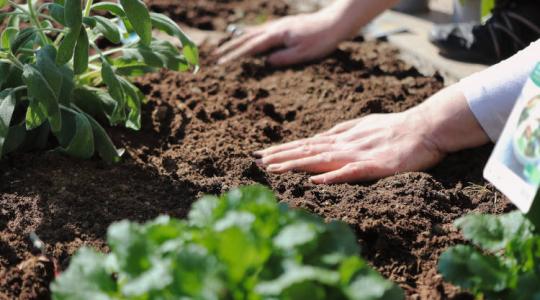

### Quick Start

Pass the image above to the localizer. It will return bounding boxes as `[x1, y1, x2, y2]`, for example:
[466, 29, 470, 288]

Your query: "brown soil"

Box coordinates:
[0, 1, 513, 300]
[145, 0, 290, 31]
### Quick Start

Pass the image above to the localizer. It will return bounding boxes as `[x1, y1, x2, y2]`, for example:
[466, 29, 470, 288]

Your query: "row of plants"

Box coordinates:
[0, 0, 198, 163]
[50, 184, 540, 299]
[51, 185, 404, 300]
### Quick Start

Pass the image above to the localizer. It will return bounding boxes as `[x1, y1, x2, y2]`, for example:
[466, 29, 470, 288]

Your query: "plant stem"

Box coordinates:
[27, 0, 50, 45]
[83, 0, 94, 17]
[7, 53, 24, 70]
[11, 86, 28, 93]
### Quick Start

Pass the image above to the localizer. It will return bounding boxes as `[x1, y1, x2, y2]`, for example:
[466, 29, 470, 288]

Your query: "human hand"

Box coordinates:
[214, 12, 344, 66]
[254, 111, 447, 184]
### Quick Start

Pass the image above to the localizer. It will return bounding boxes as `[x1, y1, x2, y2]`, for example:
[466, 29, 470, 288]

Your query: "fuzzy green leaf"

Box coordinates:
[36, 46, 64, 96]
[54, 108, 95, 159]
[120, 0, 152, 46]
[90, 16, 121, 44]
[91, 2, 126, 17]
[149, 12, 199, 66]
[73, 28, 89, 75]
[22, 65, 62, 132]
[101, 63, 126, 124]
[25, 100, 48, 130]
[56, 28, 80, 65]
[84, 112, 123, 164]
[1, 27, 18, 50]
[64, 0, 82, 30]
[0, 90, 16, 155]
[117, 77, 142, 130]
[10, 27, 36, 54]
[49, 3, 66, 25]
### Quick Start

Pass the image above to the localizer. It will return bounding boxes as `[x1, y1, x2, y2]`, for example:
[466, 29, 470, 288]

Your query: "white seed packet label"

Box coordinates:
[484, 62, 540, 213]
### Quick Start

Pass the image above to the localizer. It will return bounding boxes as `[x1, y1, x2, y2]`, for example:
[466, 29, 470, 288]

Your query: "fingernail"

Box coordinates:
[255, 159, 264, 166]
[309, 176, 324, 184]
[252, 150, 264, 158]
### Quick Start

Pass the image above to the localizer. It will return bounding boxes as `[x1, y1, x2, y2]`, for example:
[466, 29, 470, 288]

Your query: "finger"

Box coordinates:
[254, 136, 336, 157]
[213, 28, 261, 56]
[259, 144, 336, 165]
[267, 45, 305, 66]
[315, 119, 360, 137]
[218, 31, 284, 64]
[266, 151, 354, 174]
[310, 161, 384, 184]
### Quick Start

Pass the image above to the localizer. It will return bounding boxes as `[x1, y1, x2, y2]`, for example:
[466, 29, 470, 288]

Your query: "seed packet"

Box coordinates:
[484, 62, 540, 219]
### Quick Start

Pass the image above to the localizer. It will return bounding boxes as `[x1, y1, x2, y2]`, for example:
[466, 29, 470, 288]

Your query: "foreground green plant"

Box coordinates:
[0, 0, 198, 162]
[51, 185, 403, 300]
[439, 211, 540, 299]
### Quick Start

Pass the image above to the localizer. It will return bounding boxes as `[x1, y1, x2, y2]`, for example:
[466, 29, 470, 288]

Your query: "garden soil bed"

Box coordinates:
[0, 1, 513, 300]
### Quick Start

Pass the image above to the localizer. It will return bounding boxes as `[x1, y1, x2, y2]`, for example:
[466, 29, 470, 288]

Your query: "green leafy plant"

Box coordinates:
[439, 211, 540, 299]
[51, 185, 404, 300]
[0, 0, 198, 163]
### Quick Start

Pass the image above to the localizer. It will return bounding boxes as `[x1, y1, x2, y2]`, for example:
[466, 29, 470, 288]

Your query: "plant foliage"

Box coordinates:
[0, 0, 198, 163]
[51, 185, 404, 300]
[439, 211, 540, 299]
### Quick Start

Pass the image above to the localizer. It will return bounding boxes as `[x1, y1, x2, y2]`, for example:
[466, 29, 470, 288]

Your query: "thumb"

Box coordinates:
[267, 45, 305, 67]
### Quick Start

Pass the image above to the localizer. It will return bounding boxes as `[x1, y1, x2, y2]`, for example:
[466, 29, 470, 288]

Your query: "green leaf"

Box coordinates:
[149, 12, 199, 66]
[91, 16, 121, 44]
[54, 108, 95, 159]
[58, 66, 75, 106]
[57, 28, 81, 65]
[1, 27, 18, 50]
[64, 0, 82, 30]
[73, 28, 89, 75]
[101, 63, 126, 124]
[36, 45, 64, 96]
[120, 0, 152, 46]
[84, 112, 123, 164]
[455, 211, 535, 251]
[2, 123, 26, 156]
[0, 90, 16, 156]
[107, 220, 152, 277]
[51, 248, 117, 300]
[49, 3, 66, 26]
[72, 87, 115, 123]
[10, 28, 36, 54]
[256, 262, 340, 295]
[26, 99, 48, 130]
[0, 62, 10, 89]
[274, 222, 320, 250]
[121, 40, 189, 71]
[439, 245, 511, 293]
[117, 77, 142, 130]
[0, 0, 7, 9]
[91, 2, 126, 17]
[188, 196, 220, 227]
[347, 272, 405, 300]
[22, 65, 62, 132]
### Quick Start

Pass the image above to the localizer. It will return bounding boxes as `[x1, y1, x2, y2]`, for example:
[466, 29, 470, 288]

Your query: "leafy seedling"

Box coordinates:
[439, 211, 540, 299]
[0, 0, 199, 163]
[52, 185, 404, 300]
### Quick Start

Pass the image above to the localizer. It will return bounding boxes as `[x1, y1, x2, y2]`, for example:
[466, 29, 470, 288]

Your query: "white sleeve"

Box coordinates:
[457, 39, 540, 142]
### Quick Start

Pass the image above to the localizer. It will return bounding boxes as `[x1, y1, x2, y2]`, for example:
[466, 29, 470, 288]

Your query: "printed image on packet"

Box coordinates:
[484, 62, 540, 215]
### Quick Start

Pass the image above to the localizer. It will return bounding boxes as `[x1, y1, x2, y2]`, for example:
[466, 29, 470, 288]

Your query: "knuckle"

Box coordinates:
[319, 152, 334, 163]
[300, 145, 314, 155]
